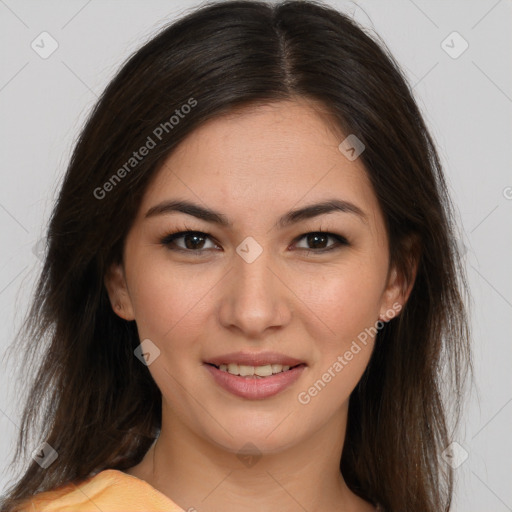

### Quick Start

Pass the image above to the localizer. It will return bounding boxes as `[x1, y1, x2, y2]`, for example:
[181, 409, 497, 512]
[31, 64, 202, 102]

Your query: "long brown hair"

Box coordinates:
[1, 1, 472, 510]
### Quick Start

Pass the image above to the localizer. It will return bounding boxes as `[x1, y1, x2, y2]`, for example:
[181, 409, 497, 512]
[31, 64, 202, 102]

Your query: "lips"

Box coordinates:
[203, 351, 307, 399]
[204, 362, 306, 400]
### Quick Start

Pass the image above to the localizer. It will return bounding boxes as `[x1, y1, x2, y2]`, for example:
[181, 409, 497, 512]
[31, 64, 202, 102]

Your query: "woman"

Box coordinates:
[0, 1, 472, 511]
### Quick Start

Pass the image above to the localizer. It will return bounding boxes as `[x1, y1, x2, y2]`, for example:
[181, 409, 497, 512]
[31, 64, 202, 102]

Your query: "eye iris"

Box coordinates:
[308, 233, 328, 249]
[184, 233, 206, 250]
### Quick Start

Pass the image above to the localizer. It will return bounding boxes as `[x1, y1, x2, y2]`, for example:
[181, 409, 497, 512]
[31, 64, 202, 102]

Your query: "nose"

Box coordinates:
[217, 243, 292, 339]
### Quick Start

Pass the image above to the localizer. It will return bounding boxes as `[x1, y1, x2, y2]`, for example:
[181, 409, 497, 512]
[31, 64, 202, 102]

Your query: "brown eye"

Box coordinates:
[294, 232, 348, 252]
[161, 231, 218, 252]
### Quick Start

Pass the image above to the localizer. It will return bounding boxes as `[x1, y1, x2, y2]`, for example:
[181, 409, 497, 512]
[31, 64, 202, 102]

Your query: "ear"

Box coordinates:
[379, 234, 420, 322]
[104, 262, 135, 321]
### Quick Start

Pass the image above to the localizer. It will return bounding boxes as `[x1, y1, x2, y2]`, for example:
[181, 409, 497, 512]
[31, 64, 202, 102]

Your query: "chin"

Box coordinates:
[200, 418, 301, 457]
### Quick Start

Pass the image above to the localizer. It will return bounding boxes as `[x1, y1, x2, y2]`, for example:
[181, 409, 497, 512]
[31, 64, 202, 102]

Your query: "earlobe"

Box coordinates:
[104, 263, 135, 321]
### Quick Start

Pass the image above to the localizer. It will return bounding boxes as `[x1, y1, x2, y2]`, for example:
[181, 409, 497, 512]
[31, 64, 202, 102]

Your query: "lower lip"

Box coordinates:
[204, 364, 306, 400]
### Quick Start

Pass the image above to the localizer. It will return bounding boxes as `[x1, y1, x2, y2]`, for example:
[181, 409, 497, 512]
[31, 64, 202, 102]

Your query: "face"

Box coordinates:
[105, 99, 408, 456]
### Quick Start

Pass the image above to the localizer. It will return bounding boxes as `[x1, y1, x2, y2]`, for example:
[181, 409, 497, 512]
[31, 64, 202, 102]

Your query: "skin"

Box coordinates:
[105, 98, 415, 512]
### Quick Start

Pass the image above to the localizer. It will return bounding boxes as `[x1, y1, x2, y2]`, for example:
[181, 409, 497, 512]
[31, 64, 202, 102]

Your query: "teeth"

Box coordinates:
[239, 365, 254, 376]
[217, 363, 295, 377]
[254, 365, 272, 377]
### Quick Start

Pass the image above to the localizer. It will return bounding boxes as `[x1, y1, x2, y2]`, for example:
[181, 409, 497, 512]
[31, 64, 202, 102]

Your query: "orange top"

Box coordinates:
[19, 468, 385, 511]
[18, 469, 185, 512]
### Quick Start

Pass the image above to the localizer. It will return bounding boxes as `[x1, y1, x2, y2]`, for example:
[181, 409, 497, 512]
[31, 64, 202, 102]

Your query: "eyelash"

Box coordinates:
[159, 225, 349, 255]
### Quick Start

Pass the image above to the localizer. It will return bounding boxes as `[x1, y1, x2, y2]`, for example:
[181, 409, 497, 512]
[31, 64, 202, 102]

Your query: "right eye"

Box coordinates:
[160, 230, 220, 252]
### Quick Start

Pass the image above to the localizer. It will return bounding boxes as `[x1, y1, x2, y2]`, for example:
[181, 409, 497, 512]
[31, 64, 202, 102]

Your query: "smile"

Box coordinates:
[204, 363, 307, 399]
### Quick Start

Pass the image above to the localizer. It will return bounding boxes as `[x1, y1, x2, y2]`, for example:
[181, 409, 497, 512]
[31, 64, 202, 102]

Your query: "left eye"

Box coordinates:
[160, 230, 348, 253]
[294, 232, 348, 252]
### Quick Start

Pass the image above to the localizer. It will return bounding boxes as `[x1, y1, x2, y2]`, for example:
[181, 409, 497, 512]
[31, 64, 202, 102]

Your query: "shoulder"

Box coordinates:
[17, 469, 184, 512]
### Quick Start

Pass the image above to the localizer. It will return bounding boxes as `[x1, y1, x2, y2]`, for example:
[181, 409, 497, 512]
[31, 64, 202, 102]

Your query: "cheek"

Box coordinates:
[294, 268, 381, 416]
[294, 260, 385, 343]
[126, 258, 211, 401]
[127, 253, 216, 338]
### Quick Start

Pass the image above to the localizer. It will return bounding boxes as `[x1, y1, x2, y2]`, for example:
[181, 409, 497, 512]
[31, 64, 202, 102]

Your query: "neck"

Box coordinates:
[126, 401, 375, 512]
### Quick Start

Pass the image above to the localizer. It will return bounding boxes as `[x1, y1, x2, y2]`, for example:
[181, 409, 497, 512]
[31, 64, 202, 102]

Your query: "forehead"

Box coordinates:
[139, 100, 381, 229]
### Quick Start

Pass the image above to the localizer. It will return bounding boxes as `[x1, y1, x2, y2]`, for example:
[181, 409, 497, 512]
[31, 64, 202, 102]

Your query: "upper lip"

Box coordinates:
[205, 351, 306, 367]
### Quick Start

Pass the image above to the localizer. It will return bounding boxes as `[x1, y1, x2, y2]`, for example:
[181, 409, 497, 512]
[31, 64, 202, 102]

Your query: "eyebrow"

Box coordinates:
[144, 198, 368, 228]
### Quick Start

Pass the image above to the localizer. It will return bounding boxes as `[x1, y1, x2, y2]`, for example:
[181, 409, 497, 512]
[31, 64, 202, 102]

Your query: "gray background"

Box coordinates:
[1, 1, 511, 510]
